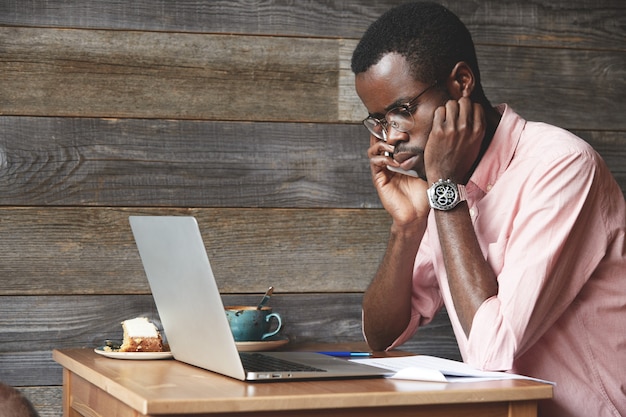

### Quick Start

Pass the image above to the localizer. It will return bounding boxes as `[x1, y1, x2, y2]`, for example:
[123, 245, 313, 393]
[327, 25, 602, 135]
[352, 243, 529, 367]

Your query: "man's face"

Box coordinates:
[355, 53, 443, 180]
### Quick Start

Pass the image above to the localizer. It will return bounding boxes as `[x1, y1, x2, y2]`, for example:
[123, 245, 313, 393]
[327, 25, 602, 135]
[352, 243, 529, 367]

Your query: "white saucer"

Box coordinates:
[94, 346, 173, 360]
[235, 336, 289, 352]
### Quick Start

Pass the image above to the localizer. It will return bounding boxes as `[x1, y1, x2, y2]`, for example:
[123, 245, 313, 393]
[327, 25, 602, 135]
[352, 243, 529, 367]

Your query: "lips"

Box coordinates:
[393, 152, 420, 171]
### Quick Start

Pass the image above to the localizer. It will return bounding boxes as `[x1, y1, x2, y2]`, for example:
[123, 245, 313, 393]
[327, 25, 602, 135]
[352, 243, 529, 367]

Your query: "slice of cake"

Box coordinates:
[119, 317, 163, 352]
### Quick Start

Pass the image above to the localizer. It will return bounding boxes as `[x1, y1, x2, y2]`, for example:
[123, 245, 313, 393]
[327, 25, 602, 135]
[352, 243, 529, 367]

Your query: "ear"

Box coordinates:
[444, 62, 475, 99]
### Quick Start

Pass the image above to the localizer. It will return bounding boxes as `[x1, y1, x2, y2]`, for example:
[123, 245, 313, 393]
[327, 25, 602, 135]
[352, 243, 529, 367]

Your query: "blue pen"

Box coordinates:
[318, 351, 372, 357]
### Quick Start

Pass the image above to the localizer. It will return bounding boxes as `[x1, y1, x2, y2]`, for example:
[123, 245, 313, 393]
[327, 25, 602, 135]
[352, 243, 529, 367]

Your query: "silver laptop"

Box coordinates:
[129, 215, 391, 381]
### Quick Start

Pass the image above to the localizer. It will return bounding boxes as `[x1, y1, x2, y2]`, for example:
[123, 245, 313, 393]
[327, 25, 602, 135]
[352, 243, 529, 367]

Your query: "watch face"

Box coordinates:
[431, 182, 458, 209]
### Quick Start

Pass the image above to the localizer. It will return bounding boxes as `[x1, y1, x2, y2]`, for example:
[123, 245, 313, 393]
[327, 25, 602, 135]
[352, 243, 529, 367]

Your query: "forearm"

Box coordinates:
[362, 220, 426, 351]
[434, 203, 498, 336]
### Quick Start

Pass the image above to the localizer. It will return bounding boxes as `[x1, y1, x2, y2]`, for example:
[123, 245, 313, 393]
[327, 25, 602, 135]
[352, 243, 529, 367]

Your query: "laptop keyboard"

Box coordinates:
[240, 353, 327, 373]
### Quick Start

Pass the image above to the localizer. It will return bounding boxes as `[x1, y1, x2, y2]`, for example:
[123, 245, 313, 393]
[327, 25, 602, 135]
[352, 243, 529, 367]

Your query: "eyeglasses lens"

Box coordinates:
[387, 109, 413, 132]
[363, 119, 383, 139]
[363, 109, 414, 140]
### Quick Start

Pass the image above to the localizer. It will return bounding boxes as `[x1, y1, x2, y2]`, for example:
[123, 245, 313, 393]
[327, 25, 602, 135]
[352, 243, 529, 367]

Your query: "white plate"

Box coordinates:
[94, 346, 173, 360]
[235, 336, 289, 352]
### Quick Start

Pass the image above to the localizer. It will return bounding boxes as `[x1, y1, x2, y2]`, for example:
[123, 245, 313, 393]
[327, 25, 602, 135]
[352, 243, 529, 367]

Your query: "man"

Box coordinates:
[351, 2, 625, 417]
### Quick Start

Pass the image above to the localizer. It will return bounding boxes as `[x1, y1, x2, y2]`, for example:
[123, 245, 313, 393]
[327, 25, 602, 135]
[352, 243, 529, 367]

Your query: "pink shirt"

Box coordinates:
[390, 105, 626, 417]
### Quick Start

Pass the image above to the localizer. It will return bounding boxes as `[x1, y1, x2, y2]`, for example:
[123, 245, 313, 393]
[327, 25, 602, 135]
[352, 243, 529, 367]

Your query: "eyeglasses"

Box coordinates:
[362, 81, 438, 140]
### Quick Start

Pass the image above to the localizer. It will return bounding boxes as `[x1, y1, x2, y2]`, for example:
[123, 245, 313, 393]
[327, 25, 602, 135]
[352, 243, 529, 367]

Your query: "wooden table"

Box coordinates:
[53, 347, 552, 417]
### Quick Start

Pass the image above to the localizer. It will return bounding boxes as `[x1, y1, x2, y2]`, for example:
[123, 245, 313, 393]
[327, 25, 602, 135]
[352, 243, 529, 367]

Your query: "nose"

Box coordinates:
[384, 125, 408, 147]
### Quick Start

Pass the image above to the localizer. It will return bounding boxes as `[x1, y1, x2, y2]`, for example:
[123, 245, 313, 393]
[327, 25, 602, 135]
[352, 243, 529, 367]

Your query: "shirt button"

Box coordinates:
[486, 184, 493, 191]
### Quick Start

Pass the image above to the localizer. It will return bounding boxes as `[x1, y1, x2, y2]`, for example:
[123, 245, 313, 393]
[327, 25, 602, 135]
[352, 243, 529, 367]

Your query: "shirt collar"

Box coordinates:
[467, 104, 526, 194]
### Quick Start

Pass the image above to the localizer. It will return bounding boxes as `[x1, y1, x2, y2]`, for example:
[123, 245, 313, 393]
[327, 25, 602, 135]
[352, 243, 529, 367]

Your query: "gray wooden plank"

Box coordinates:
[1, 118, 622, 209]
[0, 0, 406, 39]
[15, 386, 61, 417]
[2, 28, 625, 130]
[478, 45, 626, 131]
[0, 27, 339, 122]
[0, 0, 622, 50]
[0, 294, 460, 386]
[0, 117, 376, 208]
[0, 351, 62, 387]
[449, 0, 626, 51]
[0, 207, 390, 295]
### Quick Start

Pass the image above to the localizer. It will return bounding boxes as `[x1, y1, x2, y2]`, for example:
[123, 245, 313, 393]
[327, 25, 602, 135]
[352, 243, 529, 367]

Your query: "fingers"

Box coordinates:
[367, 135, 397, 167]
[445, 99, 461, 130]
[447, 98, 470, 137]
[425, 98, 487, 182]
[431, 105, 446, 138]
[430, 99, 464, 140]
[431, 97, 481, 142]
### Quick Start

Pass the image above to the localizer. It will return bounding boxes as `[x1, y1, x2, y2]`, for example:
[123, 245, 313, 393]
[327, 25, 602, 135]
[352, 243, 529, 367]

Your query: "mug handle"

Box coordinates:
[261, 313, 282, 340]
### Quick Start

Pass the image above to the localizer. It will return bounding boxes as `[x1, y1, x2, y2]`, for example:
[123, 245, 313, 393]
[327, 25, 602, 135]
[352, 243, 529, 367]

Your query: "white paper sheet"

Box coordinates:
[350, 355, 554, 384]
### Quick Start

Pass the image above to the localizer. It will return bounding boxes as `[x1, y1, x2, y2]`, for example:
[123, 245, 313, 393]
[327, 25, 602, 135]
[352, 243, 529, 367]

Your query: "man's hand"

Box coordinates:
[425, 97, 486, 184]
[367, 135, 430, 226]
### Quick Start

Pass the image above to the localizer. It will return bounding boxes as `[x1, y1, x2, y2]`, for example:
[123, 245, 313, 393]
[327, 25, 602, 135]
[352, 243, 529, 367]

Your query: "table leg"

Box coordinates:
[508, 401, 537, 417]
[62, 369, 71, 417]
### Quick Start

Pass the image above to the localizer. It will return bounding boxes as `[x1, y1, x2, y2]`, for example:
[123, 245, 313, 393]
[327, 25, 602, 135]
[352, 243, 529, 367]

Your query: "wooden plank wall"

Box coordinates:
[1, 1, 624, 415]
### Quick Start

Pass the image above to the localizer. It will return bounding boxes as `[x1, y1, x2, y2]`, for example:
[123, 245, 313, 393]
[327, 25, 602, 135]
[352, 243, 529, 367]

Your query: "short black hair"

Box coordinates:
[351, 1, 481, 86]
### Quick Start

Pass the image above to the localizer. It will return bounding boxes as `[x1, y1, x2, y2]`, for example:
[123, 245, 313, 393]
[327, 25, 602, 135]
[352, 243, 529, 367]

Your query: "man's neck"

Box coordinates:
[463, 104, 501, 184]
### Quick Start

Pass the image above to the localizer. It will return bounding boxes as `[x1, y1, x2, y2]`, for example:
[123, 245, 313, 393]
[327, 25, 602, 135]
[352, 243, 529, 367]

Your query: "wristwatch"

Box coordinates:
[427, 179, 467, 211]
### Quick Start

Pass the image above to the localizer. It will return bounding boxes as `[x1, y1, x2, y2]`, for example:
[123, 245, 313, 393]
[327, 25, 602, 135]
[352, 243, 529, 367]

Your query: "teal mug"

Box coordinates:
[225, 306, 282, 342]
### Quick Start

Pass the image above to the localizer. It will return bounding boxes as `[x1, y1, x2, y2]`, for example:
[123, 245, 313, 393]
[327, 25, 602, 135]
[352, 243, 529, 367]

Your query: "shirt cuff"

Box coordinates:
[386, 315, 422, 351]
